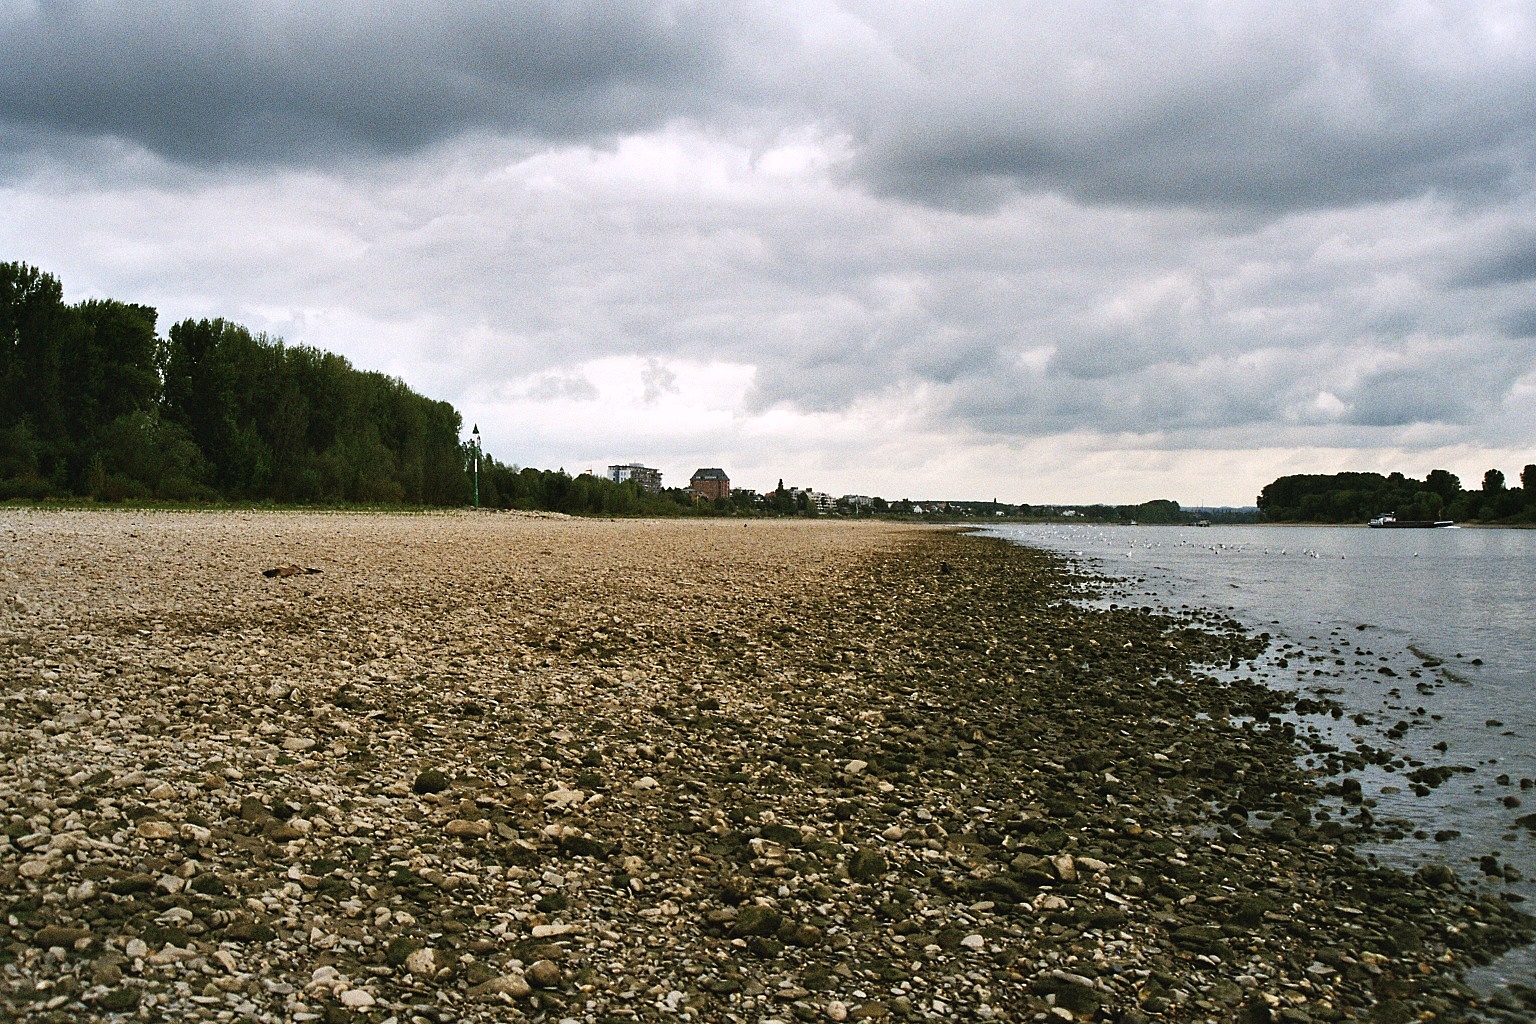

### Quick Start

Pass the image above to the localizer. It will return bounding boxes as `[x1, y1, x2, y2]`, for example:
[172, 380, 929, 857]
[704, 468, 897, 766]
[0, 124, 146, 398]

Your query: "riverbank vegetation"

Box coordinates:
[1258, 468, 1536, 525]
[2, 263, 467, 505]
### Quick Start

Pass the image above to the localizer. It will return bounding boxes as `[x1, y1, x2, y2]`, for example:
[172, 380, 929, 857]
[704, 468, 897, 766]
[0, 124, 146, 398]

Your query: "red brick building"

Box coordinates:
[689, 468, 730, 503]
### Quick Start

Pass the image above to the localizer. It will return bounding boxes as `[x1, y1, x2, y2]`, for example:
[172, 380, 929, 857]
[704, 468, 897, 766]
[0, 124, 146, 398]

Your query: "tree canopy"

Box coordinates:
[2, 262, 466, 504]
[1257, 469, 1533, 524]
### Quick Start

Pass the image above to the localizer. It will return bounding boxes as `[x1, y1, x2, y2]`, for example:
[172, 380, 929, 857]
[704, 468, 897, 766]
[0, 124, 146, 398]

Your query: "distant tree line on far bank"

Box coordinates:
[1257, 468, 1536, 524]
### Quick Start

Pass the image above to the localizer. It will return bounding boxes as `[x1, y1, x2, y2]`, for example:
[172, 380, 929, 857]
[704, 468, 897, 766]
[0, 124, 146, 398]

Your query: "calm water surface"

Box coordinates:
[982, 523, 1536, 991]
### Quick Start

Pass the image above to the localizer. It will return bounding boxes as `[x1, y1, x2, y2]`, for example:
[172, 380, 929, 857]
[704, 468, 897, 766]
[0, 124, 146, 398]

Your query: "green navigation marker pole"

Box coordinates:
[471, 424, 480, 509]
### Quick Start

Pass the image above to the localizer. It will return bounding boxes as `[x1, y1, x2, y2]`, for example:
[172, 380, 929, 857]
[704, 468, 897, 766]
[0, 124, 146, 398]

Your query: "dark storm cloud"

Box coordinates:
[1452, 230, 1536, 287]
[1504, 308, 1536, 338]
[840, 3, 1536, 213]
[5, 2, 1533, 215]
[0, 1, 742, 163]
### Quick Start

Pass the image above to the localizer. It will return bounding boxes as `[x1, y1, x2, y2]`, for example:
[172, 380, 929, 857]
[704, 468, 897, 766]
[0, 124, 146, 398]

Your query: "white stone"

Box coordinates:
[961, 933, 985, 950]
[843, 759, 868, 775]
[338, 988, 375, 1009]
[404, 947, 437, 976]
[476, 974, 532, 999]
[531, 923, 576, 938]
[179, 823, 212, 844]
[136, 819, 176, 840]
[18, 858, 52, 879]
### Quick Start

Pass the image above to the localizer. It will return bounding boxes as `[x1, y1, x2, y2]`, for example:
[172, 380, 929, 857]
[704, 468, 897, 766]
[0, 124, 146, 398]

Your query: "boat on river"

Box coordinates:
[1367, 513, 1456, 529]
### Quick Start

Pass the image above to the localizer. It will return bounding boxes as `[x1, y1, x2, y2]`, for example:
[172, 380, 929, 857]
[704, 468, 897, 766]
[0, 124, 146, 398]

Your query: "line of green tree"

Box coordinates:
[0, 261, 815, 516]
[1257, 468, 1536, 524]
[474, 458, 707, 516]
[1049, 499, 1190, 524]
[2, 262, 473, 504]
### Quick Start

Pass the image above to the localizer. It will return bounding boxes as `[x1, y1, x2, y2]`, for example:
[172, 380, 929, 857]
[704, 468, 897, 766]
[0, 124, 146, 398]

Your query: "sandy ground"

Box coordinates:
[1, 509, 1531, 1024]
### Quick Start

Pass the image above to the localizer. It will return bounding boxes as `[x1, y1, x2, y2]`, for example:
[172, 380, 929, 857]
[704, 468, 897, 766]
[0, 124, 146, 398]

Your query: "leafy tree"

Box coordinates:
[1483, 468, 1506, 493]
[1425, 469, 1462, 502]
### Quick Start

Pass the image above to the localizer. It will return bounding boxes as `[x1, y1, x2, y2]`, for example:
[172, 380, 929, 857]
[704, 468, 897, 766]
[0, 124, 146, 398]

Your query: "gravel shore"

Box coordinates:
[1, 510, 1531, 1023]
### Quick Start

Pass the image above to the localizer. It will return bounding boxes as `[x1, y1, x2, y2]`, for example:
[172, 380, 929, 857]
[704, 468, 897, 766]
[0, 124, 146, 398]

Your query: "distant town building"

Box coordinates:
[607, 463, 662, 494]
[841, 495, 876, 508]
[689, 468, 731, 502]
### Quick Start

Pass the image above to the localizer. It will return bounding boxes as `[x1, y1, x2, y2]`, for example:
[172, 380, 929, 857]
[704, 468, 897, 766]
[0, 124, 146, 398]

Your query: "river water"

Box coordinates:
[980, 523, 1536, 991]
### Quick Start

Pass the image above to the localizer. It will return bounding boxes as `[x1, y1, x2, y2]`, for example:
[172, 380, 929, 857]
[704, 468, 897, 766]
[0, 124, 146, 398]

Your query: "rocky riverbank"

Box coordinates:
[1, 510, 1531, 1023]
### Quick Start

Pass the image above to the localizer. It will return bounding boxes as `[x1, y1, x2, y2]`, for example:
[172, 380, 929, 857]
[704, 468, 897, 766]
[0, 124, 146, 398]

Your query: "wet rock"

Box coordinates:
[848, 848, 888, 882]
[31, 925, 89, 948]
[731, 905, 785, 938]
[525, 959, 562, 989]
[413, 768, 451, 794]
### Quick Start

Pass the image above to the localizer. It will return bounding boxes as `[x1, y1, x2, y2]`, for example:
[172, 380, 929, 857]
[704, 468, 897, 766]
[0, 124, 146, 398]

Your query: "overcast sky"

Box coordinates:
[4, 1, 1534, 504]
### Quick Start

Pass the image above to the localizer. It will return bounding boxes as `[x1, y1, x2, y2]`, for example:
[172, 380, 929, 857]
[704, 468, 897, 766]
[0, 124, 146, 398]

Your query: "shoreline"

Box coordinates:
[1, 511, 1531, 1022]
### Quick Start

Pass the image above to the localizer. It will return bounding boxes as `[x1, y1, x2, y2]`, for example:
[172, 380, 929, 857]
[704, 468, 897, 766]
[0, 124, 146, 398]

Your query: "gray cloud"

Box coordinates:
[5, 2, 1534, 214]
[0, 1, 742, 163]
[1452, 230, 1536, 288]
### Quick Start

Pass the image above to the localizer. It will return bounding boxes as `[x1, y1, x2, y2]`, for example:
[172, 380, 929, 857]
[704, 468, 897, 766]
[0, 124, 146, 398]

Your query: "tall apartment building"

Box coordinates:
[607, 464, 663, 494]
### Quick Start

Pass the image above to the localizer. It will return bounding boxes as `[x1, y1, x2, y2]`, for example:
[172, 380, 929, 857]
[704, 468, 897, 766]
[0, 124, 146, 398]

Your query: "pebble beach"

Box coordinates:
[1, 509, 1532, 1023]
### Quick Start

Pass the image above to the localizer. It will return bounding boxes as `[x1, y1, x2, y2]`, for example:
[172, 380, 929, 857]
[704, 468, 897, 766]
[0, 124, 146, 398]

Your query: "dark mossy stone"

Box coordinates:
[385, 936, 420, 967]
[1415, 863, 1457, 887]
[730, 905, 783, 938]
[142, 924, 189, 948]
[802, 965, 837, 991]
[412, 769, 451, 795]
[778, 921, 822, 947]
[1369, 1000, 1414, 1024]
[848, 848, 888, 882]
[560, 834, 606, 859]
[222, 921, 275, 943]
[97, 986, 140, 1012]
[108, 874, 155, 896]
[190, 874, 227, 896]
[1053, 982, 1101, 1015]
[1171, 924, 1228, 952]
[760, 823, 801, 847]
[316, 877, 350, 899]
[746, 936, 783, 959]
[1083, 907, 1127, 931]
[933, 926, 967, 950]
[1229, 896, 1275, 927]
[535, 893, 568, 913]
